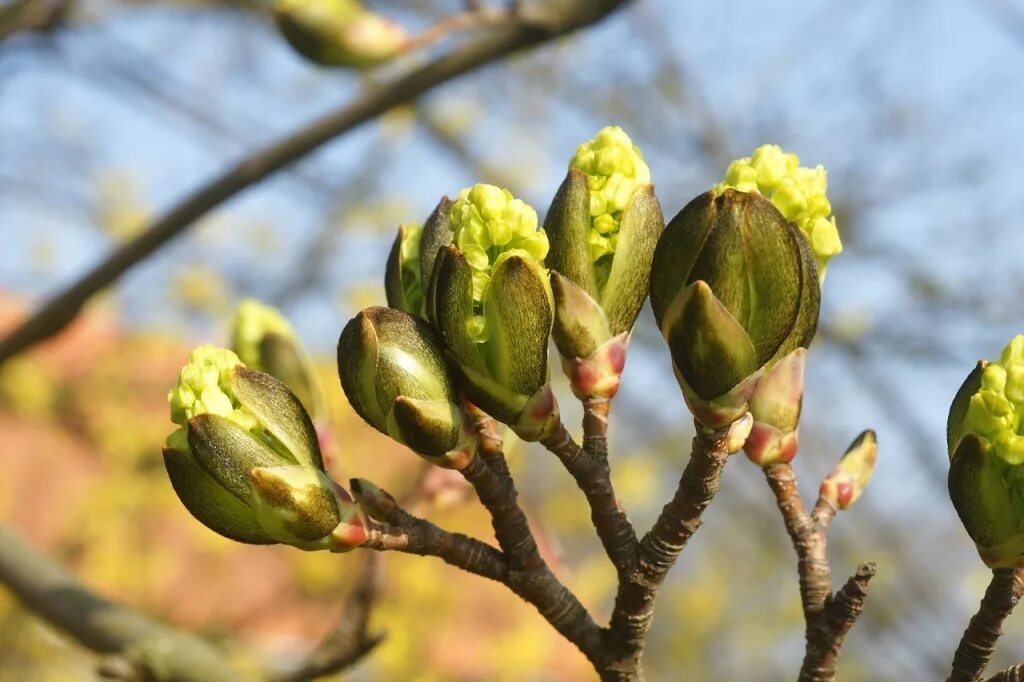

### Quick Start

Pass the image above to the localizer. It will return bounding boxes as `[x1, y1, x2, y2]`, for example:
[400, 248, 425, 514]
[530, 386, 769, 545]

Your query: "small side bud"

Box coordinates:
[273, 0, 408, 69]
[230, 299, 325, 420]
[385, 223, 425, 317]
[743, 348, 806, 466]
[820, 430, 877, 510]
[725, 413, 754, 454]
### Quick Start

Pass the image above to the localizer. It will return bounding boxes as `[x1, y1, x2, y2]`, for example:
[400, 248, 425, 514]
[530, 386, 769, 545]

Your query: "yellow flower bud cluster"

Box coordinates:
[570, 126, 651, 266]
[449, 184, 549, 339]
[966, 336, 1024, 465]
[166, 345, 257, 451]
[715, 144, 841, 279]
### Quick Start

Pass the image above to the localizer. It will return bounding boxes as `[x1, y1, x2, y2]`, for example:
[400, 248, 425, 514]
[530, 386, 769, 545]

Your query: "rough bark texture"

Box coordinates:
[601, 426, 731, 681]
[948, 567, 1024, 682]
[764, 462, 874, 682]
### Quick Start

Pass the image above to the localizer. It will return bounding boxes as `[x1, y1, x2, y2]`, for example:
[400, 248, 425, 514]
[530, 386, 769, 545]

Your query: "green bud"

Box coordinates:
[385, 223, 425, 317]
[230, 299, 325, 419]
[273, 0, 408, 69]
[337, 306, 475, 468]
[651, 189, 820, 429]
[546, 127, 663, 360]
[743, 348, 806, 466]
[948, 337, 1024, 567]
[427, 185, 558, 440]
[820, 430, 877, 511]
[714, 144, 841, 280]
[249, 465, 345, 550]
[164, 347, 350, 550]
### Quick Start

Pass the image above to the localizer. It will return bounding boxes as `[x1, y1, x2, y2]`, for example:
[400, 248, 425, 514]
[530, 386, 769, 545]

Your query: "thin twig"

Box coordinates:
[603, 425, 731, 680]
[764, 461, 874, 682]
[948, 567, 1024, 682]
[0, 525, 247, 681]
[275, 553, 384, 682]
[0, 0, 632, 368]
[542, 417, 638, 572]
[354, 481, 605, 665]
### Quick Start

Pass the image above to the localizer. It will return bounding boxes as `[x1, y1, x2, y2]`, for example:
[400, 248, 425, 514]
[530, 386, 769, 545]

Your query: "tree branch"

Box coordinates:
[949, 567, 1024, 682]
[764, 461, 874, 682]
[274, 553, 384, 682]
[989, 664, 1024, 682]
[541, 417, 637, 572]
[0, 524, 248, 681]
[603, 425, 731, 680]
[0, 0, 632, 368]
[354, 479, 605, 666]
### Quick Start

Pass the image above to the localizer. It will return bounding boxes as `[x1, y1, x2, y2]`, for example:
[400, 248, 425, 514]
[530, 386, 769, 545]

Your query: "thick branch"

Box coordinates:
[949, 567, 1024, 682]
[0, 0, 631, 368]
[603, 426, 731, 680]
[460, 454, 542, 571]
[817, 562, 876, 676]
[542, 416, 637, 573]
[0, 525, 247, 681]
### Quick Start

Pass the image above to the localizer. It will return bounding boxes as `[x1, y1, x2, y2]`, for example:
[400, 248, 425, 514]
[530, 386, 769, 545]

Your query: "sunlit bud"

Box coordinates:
[819, 430, 877, 511]
[650, 190, 820, 429]
[385, 223, 425, 317]
[713, 144, 841, 280]
[743, 349, 806, 466]
[948, 337, 1024, 567]
[273, 0, 408, 69]
[163, 346, 354, 550]
[725, 413, 754, 454]
[337, 306, 476, 468]
[427, 185, 558, 440]
[545, 127, 663, 394]
[230, 299, 325, 419]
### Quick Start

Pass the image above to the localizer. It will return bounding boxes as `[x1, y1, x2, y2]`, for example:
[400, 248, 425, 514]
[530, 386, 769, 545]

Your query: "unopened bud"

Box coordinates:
[820, 430, 877, 510]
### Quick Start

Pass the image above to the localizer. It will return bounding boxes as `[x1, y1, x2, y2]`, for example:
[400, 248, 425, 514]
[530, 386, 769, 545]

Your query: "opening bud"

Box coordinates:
[714, 144, 840, 280]
[545, 127, 663, 387]
[427, 185, 558, 440]
[948, 337, 1024, 567]
[163, 346, 354, 550]
[651, 189, 820, 429]
[338, 306, 475, 468]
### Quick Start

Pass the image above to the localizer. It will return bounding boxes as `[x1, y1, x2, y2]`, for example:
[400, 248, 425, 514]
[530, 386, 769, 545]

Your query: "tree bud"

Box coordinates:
[819, 430, 877, 510]
[426, 184, 558, 440]
[650, 189, 820, 429]
[164, 346, 356, 550]
[544, 127, 663, 396]
[337, 306, 475, 468]
[230, 299, 325, 420]
[948, 337, 1024, 567]
[273, 0, 408, 69]
[714, 144, 841, 280]
[743, 348, 806, 466]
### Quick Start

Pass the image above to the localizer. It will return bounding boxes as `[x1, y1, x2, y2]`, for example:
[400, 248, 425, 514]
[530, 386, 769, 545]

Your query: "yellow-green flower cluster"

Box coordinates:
[449, 184, 549, 338]
[966, 336, 1024, 465]
[714, 144, 841, 279]
[231, 300, 297, 369]
[166, 345, 257, 452]
[570, 126, 651, 266]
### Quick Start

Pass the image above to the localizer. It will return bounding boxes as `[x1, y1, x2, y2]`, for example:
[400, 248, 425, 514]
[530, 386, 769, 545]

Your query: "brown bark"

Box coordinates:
[948, 567, 1024, 682]
[602, 426, 731, 680]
